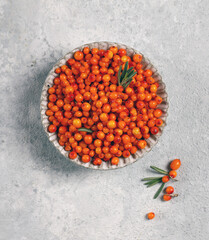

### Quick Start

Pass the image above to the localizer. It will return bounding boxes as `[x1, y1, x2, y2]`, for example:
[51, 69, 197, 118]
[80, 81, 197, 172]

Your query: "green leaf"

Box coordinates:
[118, 65, 122, 85]
[142, 177, 162, 181]
[127, 70, 137, 79]
[150, 166, 168, 175]
[147, 179, 162, 187]
[126, 66, 134, 73]
[78, 128, 93, 133]
[120, 62, 128, 80]
[144, 178, 161, 185]
[154, 182, 165, 199]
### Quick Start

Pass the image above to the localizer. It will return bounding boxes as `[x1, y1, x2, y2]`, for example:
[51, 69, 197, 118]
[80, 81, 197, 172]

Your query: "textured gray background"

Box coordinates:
[0, 0, 209, 239]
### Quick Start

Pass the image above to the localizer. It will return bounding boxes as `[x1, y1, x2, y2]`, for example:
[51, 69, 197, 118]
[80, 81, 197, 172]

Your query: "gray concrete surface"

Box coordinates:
[1, 0, 209, 239]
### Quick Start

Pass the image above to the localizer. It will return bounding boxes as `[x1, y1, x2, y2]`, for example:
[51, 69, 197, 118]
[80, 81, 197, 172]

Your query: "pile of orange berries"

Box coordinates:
[46, 46, 164, 165]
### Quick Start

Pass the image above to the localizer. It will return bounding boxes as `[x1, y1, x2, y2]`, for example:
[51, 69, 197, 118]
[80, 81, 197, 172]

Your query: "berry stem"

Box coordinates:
[165, 194, 178, 197]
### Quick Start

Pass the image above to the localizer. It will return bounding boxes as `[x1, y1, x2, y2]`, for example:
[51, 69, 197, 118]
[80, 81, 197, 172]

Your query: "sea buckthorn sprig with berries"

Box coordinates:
[46, 45, 165, 166]
[142, 159, 181, 199]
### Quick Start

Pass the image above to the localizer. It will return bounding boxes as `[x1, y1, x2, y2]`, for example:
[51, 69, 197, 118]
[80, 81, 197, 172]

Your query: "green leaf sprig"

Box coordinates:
[118, 61, 137, 89]
[142, 166, 175, 199]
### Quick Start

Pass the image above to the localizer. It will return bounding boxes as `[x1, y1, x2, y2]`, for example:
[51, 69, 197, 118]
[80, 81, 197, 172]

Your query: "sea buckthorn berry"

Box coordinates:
[82, 155, 90, 163]
[154, 109, 162, 118]
[59, 126, 67, 134]
[132, 127, 140, 136]
[111, 157, 119, 165]
[102, 104, 111, 113]
[150, 84, 157, 93]
[155, 119, 163, 127]
[155, 96, 163, 104]
[107, 120, 117, 129]
[69, 151, 77, 159]
[82, 148, 90, 155]
[163, 195, 171, 201]
[82, 102, 91, 111]
[97, 131, 105, 140]
[74, 133, 82, 141]
[83, 47, 90, 55]
[110, 146, 118, 154]
[73, 118, 82, 128]
[149, 100, 157, 109]
[100, 113, 109, 122]
[74, 51, 84, 61]
[138, 140, 147, 149]
[46, 110, 54, 116]
[75, 94, 83, 102]
[122, 134, 130, 144]
[169, 170, 177, 178]
[106, 133, 114, 142]
[147, 212, 155, 220]
[75, 146, 82, 153]
[109, 46, 118, 54]
[170, 159, 181, 170]
[105, 50, 114, 59]
[150, 126, 159, 135]
[48, 125, 57, 133]
[94, 139, 102, 147]
[130, 146, 138, 154]
[123, 150, 130, 158]
[165, 186, 174, 194]
[49, 94, 57, 102]
[118, 48, 126, 56]
[93, 158, 102, 165]
[144, 69, 152, 77]
[162, 175, 170, 183]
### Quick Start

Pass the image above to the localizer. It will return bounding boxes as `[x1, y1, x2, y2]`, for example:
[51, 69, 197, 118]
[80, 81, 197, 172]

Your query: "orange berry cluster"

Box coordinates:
[163, 159, 181, 201]
[46, 46, 164, 165]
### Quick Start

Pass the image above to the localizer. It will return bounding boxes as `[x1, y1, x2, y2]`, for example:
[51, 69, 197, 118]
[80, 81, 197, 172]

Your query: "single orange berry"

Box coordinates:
[48, 124, 57, 133]
[82, 155, 90, 163]
[170, 159, 181, 170]
[144, 69, 152, 77]
[147, 212, 155, 220]
[111, 157, 119, 165]
[84, 135, 93, 144]
[163, 195, 171, 201]
[74, 51, 84, 61]
[69, 151, 77, 159]
[107, 120, 117, 129]
[93, 158, 102, 165]
[154, 109, 162, 118]
[73, 118, 82, 128]
[97, 131, 105, 140]
[162, 175, 170, 183]
[169, 170, 177, 178]
[165, 186, 174, 194]
[138, 140, 147, 149]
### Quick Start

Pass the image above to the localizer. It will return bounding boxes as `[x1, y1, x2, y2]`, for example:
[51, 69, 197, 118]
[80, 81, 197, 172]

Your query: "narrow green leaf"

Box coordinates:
[126, 66, 134, 74]
[118, 65, 122, 85]
[127, 70, 137, 78]
[142, 177, 162, 181]
[147, 179, 162, 187]
[154, 182, 165, 199]
[123, 79, 133, 89]
[150, 166, 168, 175]
[144, 178, 161, 185]
[120, 62, 128, 80]
[78, 128, 93, 133]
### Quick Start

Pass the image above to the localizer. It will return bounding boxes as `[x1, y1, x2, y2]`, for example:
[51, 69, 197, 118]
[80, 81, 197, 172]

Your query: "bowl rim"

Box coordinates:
[40, 41, 169, 170]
